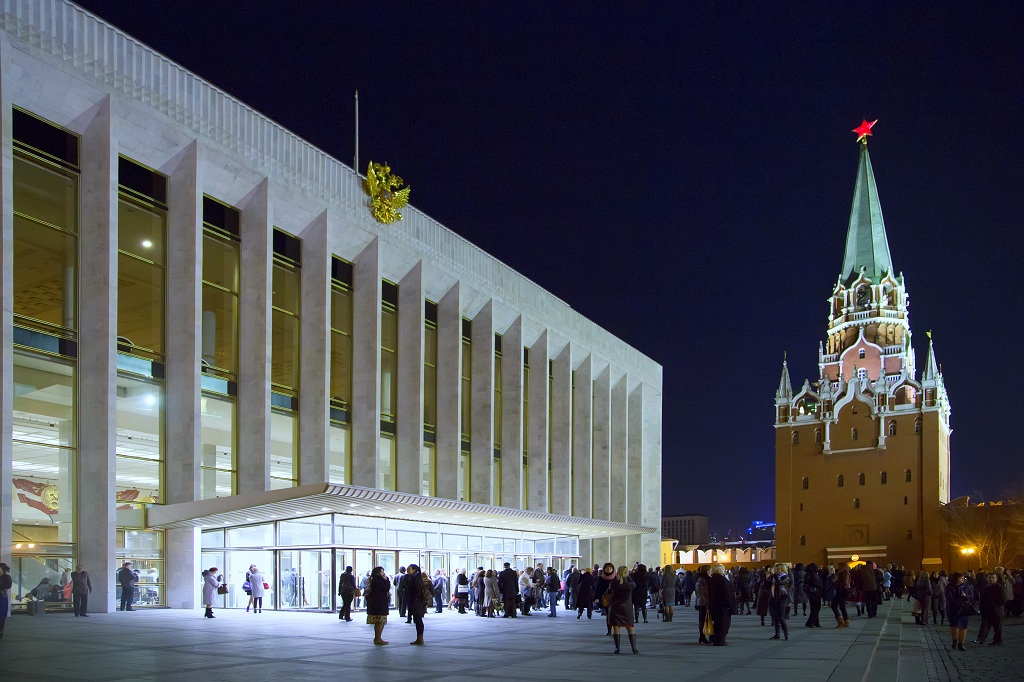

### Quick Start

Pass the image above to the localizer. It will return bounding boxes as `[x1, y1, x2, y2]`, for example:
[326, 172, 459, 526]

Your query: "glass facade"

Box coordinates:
[115, 373, 162, 506]
[201, 393, 236, 499]
[270, 410, 298, 488]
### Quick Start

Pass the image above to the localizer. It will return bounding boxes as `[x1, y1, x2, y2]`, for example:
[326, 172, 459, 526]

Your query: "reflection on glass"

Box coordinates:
[115, 373, 162, 506]
[201, 394, 235, 499]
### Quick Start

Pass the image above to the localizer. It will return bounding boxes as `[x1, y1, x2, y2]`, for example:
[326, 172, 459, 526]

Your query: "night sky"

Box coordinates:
[75, 2, 1024, 536]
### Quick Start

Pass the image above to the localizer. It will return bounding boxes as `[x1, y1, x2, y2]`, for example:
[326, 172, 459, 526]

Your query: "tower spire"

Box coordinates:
[922, 332, 939, 381]
[776, 355, 793, 400]
[841, 121, 894, 284]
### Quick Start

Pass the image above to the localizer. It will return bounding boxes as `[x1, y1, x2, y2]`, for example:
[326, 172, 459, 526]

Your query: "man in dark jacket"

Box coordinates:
[860, 562, 879, 617]
[975, 572, 1007, 645]
[708, 566, 736, 645]
[116, 562, 138, 611]
[431, 571, 448, 614]
[498, 562, 519, 618]
[71, 564, 93, 617]
[394, 567, 408, 620]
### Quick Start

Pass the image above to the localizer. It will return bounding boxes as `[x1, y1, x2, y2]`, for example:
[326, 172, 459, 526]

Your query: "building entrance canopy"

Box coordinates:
[147, 483, 654, 540]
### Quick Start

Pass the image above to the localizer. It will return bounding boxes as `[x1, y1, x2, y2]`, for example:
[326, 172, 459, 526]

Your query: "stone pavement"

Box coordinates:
[0, 598, 1016, 681]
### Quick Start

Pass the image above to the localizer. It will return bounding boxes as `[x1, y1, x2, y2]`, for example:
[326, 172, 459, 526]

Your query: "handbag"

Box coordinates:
[601, 591, 612, 608]
[703, 610, 715, 637]
[242, 581, 252, 592]
[263, 582, 269, 589]
[354, 587, 363, 598]
[217, 583, 228, 595]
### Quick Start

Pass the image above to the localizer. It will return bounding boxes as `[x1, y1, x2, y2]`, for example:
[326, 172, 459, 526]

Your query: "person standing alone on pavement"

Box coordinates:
[117, 561, 138, 611]
[71, 564, 92, 617]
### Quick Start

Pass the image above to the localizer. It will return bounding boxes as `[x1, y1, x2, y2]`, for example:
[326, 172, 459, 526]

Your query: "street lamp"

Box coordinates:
[960, 547, 976, 571]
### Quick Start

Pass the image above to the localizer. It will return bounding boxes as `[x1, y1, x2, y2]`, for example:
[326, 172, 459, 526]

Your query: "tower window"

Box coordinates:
[888, 422, 897, 437]
[857, 367, 868, 382]
[905, 469, 912, 482]
[858, 472, 865, 486]
[800, 535, 806, 546]
[851, 428, 858, 441]
[904, 496, 908, 505]
[800, 503, 804, 511]
[906, 530, 912, 540]
[854, 498, 861, 509]
[880, 471, 887, 485]
[802, 476, 809, 490]
[915, 420, 922, 434]
[858, 349, 865, 359]
[815, 429, 822, 443]
[792, 431, 800, 445]
[837, 474, 845, 488]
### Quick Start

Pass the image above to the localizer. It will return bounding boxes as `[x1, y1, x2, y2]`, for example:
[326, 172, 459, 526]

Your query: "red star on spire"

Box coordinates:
[852, 119, 877, 143]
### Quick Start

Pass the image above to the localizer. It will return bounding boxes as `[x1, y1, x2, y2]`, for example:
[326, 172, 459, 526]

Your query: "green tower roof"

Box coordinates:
[840, 144, 894, 284]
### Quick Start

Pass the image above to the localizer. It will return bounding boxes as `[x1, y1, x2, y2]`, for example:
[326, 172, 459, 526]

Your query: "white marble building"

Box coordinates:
[0, 0, 662, 612]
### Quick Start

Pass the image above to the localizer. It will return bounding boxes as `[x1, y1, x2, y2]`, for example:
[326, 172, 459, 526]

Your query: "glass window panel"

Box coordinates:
[458, 450, 469, 501]
[442, 534, 468, 551]
[378, 435, 395, 491]
[11, 440, 75, 542]
[329, 423, 349, 485]
[270, 410, 297, 486]
[424, 365, 436, 429]
[13, 155, 77, 231]
[272, 263, 300, 314]
[330, 286, 352, 332]
[124, 530, 163, 552]
[118, 199, 165, 264]
[118, 253, 164, 354]
[397, 531, 427, 549]
[345, 525, 380, 546]
[271, 309, 300, 390]
[116, 456, 160, 506]
[202, 233, 239, 292]
[381, 306, 397, 350]
[226, 524, 273, 547]
[381, 348, 396, 419]
[279, 516, 332, 545]
[330, 330, 351, 407]
[201, 394, 235, 499]
[201, 529, 225, 548]
[491, 457, 501, 506]
[202, 285, 238, 374]
[420, 443, 434, 497]
[13, 214, 77, 329]
[201, 468, 234, 500]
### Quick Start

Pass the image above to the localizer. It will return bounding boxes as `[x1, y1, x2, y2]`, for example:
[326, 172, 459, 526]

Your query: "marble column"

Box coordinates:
[572, 354, 592, 518]
[396, 262, 424, 494]
[500, 317, 523, 509]
[470, 301, 494, 504]
[610, 376, 628, 524]
[610, 535, 627, 568]
[591, 367, 611, 522]
[627, 384, 644, 527]
[77, 97, 117, 612]
[434, 283, 461, 501]
[163, 142, 202, 610]
[236, 180, 272, 494]
[350, 238, 381, 488]
[640, 385, 663, 565]
[549, 344, 572, 516]
[527, 331, 549, 512]
[298, 211, 330, 485]
[0, 35, 13, 565]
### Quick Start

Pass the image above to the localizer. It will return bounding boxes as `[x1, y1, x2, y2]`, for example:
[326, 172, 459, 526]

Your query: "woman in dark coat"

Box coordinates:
[609, 566, 638, 654]
[594, 563, 617, 634]
[695, 565, 711, 644]
[631, 564, 649, 624]
[405, 564, 428, 645]
[576, 568, 595, 619]
[804, 563, 823, 627]
[707, 564, 736, 645]
[755, 567, 771, 625]
[366, 566, 392, 645]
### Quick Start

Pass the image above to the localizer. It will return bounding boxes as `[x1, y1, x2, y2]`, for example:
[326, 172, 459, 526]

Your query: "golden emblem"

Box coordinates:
[362, 161, 411, 224]
[41, 484, 59, 511]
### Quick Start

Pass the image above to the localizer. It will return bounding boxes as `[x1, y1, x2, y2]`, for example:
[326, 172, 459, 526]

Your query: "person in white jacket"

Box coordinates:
[202, 567, 222, 619]
[249, 566, 266, 613]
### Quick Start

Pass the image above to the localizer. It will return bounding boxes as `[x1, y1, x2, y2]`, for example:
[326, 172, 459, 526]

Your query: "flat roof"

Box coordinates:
[146, 483, 656, 540]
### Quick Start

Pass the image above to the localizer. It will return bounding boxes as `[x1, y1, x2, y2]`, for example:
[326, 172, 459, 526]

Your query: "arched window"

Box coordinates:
[914, 420, 922, 434]
[904, 495, 908, 505]
[905, 469, 912, 482]
[888, 421, 897, 437]
[792, 431, 800, 445]
[858, 472, 866, 486]
[800, 503, 804, 511]
[800, 535, 806, 546]
[905, 530, 913, 540]
[857, 367, 868, 382]
[815, 429, 822, 443]
[858, 349, 865, 359]
[854, 498, 861, 509]
[837, 474, 845, 488]
[802, 476, 809, 490]
[851, 428, 858, 441]
[880, 471, 888, 485]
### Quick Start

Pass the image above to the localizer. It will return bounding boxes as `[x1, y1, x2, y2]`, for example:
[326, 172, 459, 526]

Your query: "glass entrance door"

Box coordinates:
[279, 549, 332, 610]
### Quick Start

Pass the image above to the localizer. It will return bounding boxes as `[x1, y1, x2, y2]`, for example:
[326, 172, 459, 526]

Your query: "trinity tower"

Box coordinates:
[774, 125, 952, 570]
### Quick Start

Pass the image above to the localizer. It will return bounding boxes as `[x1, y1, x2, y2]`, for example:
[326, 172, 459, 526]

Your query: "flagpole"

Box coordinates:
[354, 89, 360, 174]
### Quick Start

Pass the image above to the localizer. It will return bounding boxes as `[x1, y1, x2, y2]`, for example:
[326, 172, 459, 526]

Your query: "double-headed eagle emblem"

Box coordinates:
[362, 161, 411, 224]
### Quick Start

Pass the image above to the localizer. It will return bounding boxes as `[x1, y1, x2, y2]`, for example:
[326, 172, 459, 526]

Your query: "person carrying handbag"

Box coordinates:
[201, 567, 223, 619]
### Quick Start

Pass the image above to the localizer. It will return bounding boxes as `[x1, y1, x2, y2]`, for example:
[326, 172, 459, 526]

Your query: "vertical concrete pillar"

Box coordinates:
[77, 97, 117, 611]
[298, 211, 330, 484]
[591, 537, 609, 567]
[470, 301, 494, 504]
[163, 142, 202, 610]
[549, 345, 572, 516]
[610, 535, 627, 568]
[572, 354, 592, 518]
[627, 384, 644, 527]
[640, 385, 663, 564]
[500, 317, 523, 509]
[236, 180, 272, 494]
[434, 283, 461, 501]
[527, 331, 549, 512]
[164, 142, 202, 504]
[592, 367, 611, 522]
[0, 35, 14, 566]
[351, 238, 381, 488]
[610, 376, 628, 524]
[396, 262, 424, 494]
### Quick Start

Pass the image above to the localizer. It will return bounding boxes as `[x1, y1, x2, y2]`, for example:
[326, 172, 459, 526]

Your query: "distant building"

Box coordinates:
[747, 521, 776, 542]
[774, 135, 951, 571]
[662, 514, 709, 546]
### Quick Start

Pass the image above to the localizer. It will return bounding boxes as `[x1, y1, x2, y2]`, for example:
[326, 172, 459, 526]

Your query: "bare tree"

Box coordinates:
[942, 500, 1023, 569]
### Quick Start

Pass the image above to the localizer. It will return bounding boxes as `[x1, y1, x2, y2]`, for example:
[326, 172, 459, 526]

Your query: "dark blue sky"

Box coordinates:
[77, 1, 1024, 535]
